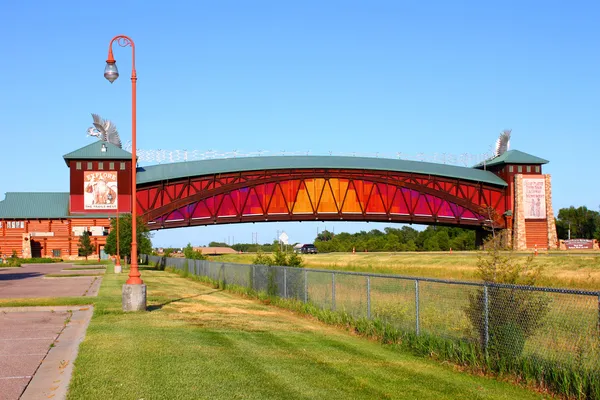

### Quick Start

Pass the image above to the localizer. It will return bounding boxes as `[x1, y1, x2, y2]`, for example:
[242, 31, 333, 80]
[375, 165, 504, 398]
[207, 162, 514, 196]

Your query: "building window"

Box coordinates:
[535, 166, 540, 173]
[517, 166, 522, 173]
[526, 165, 531, 173]
[76, 162, 82, 170]
[109, 162, 114, 170]
[508, 165, 514, 173]
[52, 249, 61, 257]
[87, 162, 93, 170]
[120, 162, 126, 170]
[98, 162, 104, 170]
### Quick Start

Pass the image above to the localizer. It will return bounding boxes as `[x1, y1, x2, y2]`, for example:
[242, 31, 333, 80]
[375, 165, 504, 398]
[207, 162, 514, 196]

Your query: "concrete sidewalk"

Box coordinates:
[0, 306, 94, 400]
[0, 263, 102, 399]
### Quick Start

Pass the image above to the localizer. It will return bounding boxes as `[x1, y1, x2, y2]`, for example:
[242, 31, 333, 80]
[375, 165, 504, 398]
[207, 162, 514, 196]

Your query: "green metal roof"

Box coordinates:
[473, 150, 549, 169]
[0, 192, 70, 219]
[0, 192, 120, 219]
[137, 155, 508, 187]
[63, 141, 132, 165]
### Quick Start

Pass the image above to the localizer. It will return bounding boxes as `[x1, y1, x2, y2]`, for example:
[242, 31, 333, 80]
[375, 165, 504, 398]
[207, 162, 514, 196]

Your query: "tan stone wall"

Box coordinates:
[545, 174, 558, 249]
[22, 233, 32, 258]
[513, 173, 558, 250]
[512, 174, 527, 250]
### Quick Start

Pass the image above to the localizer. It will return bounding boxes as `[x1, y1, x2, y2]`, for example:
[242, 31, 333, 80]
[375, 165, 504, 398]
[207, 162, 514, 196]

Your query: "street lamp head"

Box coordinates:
[104, 60, 119, 83]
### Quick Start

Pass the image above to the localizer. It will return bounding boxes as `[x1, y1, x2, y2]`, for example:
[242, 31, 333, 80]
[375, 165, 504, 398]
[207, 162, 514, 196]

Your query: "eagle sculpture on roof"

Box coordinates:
[494, 129, 511, 157]
[86, 113, 122, 148]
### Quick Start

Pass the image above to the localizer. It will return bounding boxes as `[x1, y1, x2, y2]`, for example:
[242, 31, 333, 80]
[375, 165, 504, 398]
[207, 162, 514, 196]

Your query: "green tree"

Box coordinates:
[555, 206, 600, 240]
[104, 214, 153, 264]
[252, 250, 274, 266]
[78, 231, 95, 260]
[466, 236, 550, 360]
[183, 243, 207, 260]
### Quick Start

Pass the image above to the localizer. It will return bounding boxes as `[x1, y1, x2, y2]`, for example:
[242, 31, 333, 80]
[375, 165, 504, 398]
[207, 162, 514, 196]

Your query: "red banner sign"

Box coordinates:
[564, 239, 594, 250]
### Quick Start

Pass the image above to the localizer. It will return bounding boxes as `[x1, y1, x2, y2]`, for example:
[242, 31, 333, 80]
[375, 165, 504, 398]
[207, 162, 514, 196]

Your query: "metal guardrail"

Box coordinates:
[146, 255, 600, 371]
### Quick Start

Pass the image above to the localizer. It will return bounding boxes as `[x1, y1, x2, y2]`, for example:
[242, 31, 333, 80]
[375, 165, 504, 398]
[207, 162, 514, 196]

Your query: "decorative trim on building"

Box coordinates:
[545, 174, 558, 249]
[513, 174, 527, 250]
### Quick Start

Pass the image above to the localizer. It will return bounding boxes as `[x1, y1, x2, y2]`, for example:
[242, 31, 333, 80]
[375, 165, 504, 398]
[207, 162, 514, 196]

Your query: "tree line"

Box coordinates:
[314, 226, 476, 253]
[150, 205, 599, 256]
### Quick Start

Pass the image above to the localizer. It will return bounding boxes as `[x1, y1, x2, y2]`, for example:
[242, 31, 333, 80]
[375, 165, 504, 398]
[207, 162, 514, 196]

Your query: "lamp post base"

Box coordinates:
[114, 263, 122, 274]
[122, 284, 146, 312]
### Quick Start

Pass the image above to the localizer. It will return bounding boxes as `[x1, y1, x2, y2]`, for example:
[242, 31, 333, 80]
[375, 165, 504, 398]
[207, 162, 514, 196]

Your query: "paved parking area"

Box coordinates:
[0, 263, 100, 399]
[0, 310, 70, 400]
[0, 264, 102, 298]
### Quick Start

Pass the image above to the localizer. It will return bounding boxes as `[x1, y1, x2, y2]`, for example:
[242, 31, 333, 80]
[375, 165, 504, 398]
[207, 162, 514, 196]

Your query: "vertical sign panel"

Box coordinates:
[523, 178, 546, 219]
[84, 171, 118, 210]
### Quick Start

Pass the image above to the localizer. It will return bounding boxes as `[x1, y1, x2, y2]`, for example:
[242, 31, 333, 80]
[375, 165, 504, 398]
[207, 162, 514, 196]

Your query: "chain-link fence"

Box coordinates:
[146, 255, 600, 384]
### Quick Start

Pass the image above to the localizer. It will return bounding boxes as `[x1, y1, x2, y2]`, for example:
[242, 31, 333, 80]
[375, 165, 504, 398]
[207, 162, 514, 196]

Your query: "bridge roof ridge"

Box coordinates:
[136, 154, 507, 186]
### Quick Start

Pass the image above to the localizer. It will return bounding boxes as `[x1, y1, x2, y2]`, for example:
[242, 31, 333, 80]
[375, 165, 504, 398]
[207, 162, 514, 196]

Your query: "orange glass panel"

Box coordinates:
[267, 184, 289, 214]
[365, 183, 386, 213]
[390, 189, 410, 214]
[341, 184, 362, 213]
[292, 181, 314, 214]
[317, 180, 338, 213]
[351, 180, 367, 210]
[335, 179, 349, 201]
[242, 187, 264, 215]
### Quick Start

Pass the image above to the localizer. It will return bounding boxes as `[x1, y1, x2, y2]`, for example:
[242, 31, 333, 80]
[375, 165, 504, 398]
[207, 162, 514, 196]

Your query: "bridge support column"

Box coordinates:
[513, 174, 558, 250]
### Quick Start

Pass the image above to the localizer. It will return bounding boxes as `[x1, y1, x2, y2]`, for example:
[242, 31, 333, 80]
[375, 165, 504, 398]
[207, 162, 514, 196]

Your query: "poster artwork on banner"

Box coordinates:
[84, 171, 118, 210]
[523, 178, 546, 219]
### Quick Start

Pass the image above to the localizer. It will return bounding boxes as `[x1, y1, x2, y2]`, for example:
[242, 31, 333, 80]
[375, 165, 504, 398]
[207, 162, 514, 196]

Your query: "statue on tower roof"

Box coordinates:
[86, 113, 122, 148]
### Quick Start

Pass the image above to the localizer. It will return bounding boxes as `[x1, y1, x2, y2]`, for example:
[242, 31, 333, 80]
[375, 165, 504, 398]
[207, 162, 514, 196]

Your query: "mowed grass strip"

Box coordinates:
[212, 251, 600, 290]
[66, 268, 545, 400]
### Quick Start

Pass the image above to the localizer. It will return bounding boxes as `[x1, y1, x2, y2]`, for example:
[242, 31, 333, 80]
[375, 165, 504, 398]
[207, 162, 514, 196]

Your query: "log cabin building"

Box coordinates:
[0, 141, 133, 260]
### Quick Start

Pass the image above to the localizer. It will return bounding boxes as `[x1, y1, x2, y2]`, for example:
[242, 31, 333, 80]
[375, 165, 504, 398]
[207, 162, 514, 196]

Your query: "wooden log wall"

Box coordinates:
[0, 218, 111, 259]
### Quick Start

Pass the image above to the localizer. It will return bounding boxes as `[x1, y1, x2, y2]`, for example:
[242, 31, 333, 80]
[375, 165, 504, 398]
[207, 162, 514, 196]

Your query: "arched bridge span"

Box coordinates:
[135, 156, 508, 230]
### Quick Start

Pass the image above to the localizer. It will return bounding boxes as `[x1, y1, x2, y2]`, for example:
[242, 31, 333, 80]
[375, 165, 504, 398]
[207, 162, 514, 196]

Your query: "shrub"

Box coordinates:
[465, 235, 551, 360]
[252, 251, 274, 266]
[254, 248, 304, 267]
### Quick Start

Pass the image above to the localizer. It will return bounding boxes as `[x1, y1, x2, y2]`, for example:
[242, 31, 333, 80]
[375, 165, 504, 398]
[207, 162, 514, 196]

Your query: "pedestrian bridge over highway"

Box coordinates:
[135, 154, 511, 231]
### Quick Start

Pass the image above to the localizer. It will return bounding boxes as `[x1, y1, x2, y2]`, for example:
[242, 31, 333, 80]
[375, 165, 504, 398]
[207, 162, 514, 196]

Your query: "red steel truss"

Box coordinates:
[136, 169, 507, 230]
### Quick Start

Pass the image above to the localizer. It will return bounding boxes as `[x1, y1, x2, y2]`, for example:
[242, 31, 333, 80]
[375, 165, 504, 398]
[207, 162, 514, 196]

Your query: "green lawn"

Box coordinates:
[62, 266, 546, 400]
[211, 251, 600, 290]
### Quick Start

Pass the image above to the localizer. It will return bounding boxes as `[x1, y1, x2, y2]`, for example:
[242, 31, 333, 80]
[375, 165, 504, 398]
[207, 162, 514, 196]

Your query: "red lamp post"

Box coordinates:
[114, 204, 121, 272]
[104, 35, 142, 285]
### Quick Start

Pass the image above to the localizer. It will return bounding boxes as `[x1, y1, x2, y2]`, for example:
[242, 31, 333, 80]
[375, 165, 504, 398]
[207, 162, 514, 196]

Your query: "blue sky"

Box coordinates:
[1, 1, 599, 247]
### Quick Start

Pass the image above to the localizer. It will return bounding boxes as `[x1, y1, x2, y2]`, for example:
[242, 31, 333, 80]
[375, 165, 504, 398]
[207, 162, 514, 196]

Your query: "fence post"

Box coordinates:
[304, 269, 308, 303]
[252, 265, 256, 291]
[367, 276, 371, 319]
[415, 280, 420, 336]
[484, 285, 489, 354]
[332, 272, 336, 311]
[283, 267, 287, 299]
[597, 294, 599, 338]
